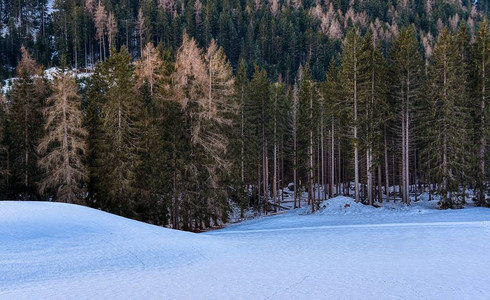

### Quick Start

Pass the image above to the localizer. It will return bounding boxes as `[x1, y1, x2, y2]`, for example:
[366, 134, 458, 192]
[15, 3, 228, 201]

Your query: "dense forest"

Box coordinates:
[1, 0, 490, 230]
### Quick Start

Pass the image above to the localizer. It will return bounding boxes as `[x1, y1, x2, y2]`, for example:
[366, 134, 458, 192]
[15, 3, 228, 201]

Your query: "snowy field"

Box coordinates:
[1, 196, 490, 299]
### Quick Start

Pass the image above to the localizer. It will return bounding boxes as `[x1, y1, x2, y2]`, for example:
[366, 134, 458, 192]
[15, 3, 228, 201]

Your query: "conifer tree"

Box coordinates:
[298, 66, 319, 211]
[472, 18, 490, 207]
[422, 28, 468, 208]
[173, 34, 236, 228]
[0, 92, 8, 195]
[97, 46, 144, 215]
[235, 59, 248, 184]
[247, 66, 270, 212]
[37, 68, 88, 203]
[359, 32, 388, 205]
[8, 46, 45, 199]
[389, 27, 423, 205]
[340, 28, 363, 203]
[323, 60, 342, 198]
[269, 79, 288, 209]
[85, 60, 107, 206]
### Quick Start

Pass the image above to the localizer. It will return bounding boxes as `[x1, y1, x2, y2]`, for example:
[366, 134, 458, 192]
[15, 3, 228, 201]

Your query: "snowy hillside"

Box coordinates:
[1, 198, 490, 299]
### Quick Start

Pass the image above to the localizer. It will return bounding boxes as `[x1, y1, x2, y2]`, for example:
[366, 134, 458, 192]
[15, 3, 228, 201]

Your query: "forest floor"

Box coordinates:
[1, 195, 490, 299]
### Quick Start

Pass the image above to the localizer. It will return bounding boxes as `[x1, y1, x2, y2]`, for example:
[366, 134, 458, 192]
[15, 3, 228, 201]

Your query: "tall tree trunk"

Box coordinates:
[367, 148, 372, 205]
[384, 126, 390, 202]
[330, 118, 335, 198]
[354, 49, 359, 203]
[241, 85, 244, 183]
[377, 164, 382, 203]
[479, 49, 486, 204]
[310, 89, 315, 212]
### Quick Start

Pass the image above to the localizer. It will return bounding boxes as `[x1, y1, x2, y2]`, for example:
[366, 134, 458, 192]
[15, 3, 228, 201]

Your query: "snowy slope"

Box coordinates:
[1, 198, 490, 299]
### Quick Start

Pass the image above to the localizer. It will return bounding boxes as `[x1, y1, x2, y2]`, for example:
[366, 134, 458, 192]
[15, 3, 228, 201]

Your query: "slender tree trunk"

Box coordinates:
[310, 88, 315, 212]
[354, 49, 359, 203]
[337, 138, 341, 196]
[293, 111, 298, 208]
[377, 164, 382, 203]
[384, 126, 390, 202]
[367, 148, 372, 205]
[401, 104, 406, 204]
[321, 112, 325, 200]
[479, 50, 486, 204]
[273, 93, 277, 211]
[24, 99, 28, 198]
[405, 74, 411, 205]
[257, 159, 261, 212]
[330, 118, 335, 198]
[61, 82, 71, 202]
[241, 85, 244, 183]
[442, 54, 448, 205]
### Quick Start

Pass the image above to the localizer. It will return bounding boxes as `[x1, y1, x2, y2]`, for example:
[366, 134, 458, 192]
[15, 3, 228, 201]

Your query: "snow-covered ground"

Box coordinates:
[1, 197, 490, 299]
[1, 67, 93, 96]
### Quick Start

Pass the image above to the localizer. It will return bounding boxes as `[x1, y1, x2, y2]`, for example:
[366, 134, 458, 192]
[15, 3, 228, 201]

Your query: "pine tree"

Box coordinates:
[389, 27, 423, 205]
[269, 79, 288, 210]
[422, 28, 468, 208]
[340, 28, 363, 203]
[235, 59, 248, 184]
[0, 92, 8, 195]
[359, 32, 388, 205]
[8, 46, 45, 199]
[85, 60, 107, 206]
[472, 18, 490, 206]
[247, 66, 270, 212]
[96, 46, 144, 215]
[323, 60, 342, 199]
[37, 68, 88, 203]
[298, 66, 319, 211]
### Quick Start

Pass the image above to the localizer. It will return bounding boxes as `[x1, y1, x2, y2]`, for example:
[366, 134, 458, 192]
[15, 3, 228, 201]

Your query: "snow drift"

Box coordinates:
[1, 198, 490, 299]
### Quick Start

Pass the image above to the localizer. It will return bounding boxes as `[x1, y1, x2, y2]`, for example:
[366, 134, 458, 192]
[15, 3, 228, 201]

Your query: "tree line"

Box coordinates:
[0, 0, 482, 82]
[2, 18, 490, 230]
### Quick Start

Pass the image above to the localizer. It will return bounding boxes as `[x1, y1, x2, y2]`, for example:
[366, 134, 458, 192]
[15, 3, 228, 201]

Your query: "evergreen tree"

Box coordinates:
[359, 32, 388, 205]
[246, 66, 270, 212]
[96, 46, 144, 216]
[8, 47, 45, 199]
[268, 79, 289, 210]
[37, 68, 88, 203]
[298, 66, 319, 211]
[85, 60, 107, 206]
[389, 27, 424, 205]
[323, 60, 342, 199]
[422, 28, 468, 208]
[0, 92, 8, 195]
[472, 18, 490, 207]
[340, 28, 363, 203]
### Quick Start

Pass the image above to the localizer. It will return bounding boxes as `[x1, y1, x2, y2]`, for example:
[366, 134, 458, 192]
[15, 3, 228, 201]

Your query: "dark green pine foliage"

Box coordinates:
[423, 28, 469, 208]
[8, 47, 45, 199]
[358, 32, 389, 205]
[323, 59, 343, 199]
[154, 49, 189, 229]
[297, 65, 319, 210]
[246, 66, 269, 211]
[85, 60, 108, 207]
[389, 27, 424, 205]
[340, 28, 364, 203]
[227, 59, 249, 216]
[132, 46, 174, 225]
[268, 78, 289, 209]
[471, 18, 490, 207]
[0, 92, 8, 196]
[95, 46, 145, 217]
